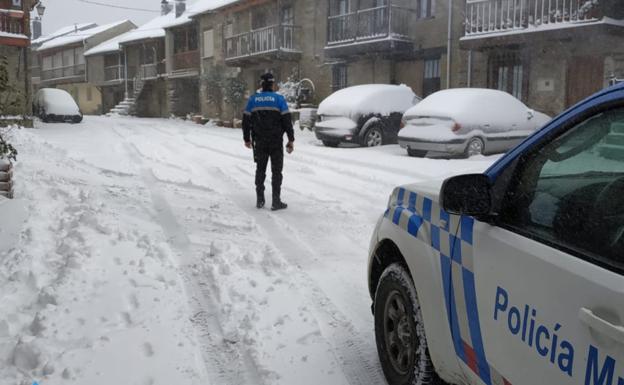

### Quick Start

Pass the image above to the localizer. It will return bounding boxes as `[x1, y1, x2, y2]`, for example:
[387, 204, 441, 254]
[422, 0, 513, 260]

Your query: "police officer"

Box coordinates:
[243, 73, 295, 211]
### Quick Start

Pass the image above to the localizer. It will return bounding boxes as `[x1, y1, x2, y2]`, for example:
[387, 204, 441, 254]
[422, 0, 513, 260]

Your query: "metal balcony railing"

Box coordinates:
[173, 50, 200, 71]
[41, 64, 86, 81]
[225, 24, 300, 61]
[465, 0, 604, 36]
[327, 5, 412, 45]
[0, 13, 24, 35]
[104, 65, 125, 81]
[139, 62, 165, 79]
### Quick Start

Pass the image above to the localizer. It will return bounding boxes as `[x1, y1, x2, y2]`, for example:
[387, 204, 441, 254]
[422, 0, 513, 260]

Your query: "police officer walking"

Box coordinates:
[243, 73, 295, 211]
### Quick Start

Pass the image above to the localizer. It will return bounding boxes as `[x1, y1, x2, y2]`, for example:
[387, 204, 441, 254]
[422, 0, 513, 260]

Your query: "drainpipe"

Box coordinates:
[124, 45, 129, 98]
[446, 0, 452, 89]
[467, 49, 473, 87]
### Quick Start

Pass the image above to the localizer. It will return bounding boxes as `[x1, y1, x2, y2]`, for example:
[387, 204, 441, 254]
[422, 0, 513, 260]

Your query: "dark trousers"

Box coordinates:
[255, 143, 284, 201]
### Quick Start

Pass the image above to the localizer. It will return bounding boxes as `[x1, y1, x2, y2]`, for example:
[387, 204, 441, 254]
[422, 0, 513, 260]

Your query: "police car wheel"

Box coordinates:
[374, 263, 439, 385]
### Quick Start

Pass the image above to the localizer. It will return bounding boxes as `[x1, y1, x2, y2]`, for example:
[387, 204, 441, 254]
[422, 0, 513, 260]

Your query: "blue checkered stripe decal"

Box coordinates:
[385, 187, 512, 385]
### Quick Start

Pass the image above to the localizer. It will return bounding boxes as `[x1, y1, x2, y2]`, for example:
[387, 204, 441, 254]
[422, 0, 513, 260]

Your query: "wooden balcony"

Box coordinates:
[462, 0, 624, 48]
[104, 65, 125, 82]
[41, 64, 86, 83]
[171, 50, 200, 77]
[0, 11, 28, 47]
[324, 4, 415, 58]
[224, 24, 302, 66]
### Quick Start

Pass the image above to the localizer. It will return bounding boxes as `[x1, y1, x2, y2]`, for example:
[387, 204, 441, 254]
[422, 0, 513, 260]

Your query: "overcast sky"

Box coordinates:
[39, 0, 163, 35]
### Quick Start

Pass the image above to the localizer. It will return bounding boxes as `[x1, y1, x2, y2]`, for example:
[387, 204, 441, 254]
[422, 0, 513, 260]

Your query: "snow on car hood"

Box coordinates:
[403, 88, 550, 129]
[318, 84, 418, 119]
[38, 89, 81, 116]
[314, 117, 357, 131]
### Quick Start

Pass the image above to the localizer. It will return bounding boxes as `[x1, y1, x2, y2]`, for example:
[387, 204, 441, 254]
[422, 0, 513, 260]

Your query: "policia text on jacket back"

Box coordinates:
[243, 73, 295, 211]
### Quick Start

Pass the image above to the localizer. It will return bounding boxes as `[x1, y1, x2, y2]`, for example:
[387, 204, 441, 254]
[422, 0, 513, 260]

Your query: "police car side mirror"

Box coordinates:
[440, 174, 492, 217]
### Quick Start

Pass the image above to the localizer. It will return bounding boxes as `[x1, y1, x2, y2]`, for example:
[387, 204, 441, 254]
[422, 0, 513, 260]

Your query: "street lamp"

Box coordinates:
[36, 1, 45, 18]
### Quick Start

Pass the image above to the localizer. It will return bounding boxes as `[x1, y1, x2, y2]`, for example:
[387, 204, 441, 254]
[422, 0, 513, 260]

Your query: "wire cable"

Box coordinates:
[76, 0, 160, 13]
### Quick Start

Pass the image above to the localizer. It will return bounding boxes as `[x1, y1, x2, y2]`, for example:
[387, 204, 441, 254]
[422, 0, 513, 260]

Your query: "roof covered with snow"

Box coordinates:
[188, 0, 242, 17]
[37, 20, 131, 52]
[84, 29, 136, 56]
[318, 84, 419, 118]
[117, 12, 178, 45]
[31, 23, 97, 46]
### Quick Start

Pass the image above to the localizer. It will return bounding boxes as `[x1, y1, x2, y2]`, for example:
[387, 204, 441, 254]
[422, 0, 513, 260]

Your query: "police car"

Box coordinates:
[368, 83, 624, 385]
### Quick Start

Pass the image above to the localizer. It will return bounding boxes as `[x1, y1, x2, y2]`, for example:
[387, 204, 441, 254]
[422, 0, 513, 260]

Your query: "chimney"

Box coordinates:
[161, 0, 172, 15]
[175, 0, 186, 18]
[32, 18, 42, 40]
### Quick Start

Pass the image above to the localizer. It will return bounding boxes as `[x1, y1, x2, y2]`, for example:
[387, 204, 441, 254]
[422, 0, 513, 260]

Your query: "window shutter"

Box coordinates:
[203, 29, 214, 58]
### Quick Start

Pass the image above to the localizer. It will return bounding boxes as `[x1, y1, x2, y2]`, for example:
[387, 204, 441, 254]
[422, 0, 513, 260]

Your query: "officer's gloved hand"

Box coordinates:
[286, 141, 294, 154]
[245, 141, 252, 149]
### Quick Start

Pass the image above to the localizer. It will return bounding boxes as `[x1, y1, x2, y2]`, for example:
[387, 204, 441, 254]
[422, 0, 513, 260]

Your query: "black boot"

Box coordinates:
[256, 193, 265, 209]
[271, 199, 288, 211]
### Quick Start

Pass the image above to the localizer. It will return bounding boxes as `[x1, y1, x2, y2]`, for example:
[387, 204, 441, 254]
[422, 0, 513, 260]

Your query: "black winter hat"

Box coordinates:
[260, 73, 275, 83]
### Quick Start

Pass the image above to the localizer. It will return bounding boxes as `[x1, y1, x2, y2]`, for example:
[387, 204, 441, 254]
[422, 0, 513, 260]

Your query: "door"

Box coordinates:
[566, 56, 604, 108]
[456, 106, 624, 384]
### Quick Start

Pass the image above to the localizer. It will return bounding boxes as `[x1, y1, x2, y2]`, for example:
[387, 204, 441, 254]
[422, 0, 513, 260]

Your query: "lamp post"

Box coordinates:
[32, 1, 45, 40]
[36, 1, 46, 18]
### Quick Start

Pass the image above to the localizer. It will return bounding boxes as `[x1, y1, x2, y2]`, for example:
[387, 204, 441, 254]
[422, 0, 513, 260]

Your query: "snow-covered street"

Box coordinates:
[0, 116, 498, 385]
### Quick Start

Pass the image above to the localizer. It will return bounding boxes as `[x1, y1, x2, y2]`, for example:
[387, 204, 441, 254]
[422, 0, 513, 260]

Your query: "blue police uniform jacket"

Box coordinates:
[243, 91, 295, 146]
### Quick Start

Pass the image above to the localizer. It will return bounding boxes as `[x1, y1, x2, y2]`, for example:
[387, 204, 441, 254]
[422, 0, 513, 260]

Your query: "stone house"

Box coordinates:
[34, 20, 135, 115]
[0, 0, 38, 117]
[460, 0, 624, 116]
[191, 0, 332, 121]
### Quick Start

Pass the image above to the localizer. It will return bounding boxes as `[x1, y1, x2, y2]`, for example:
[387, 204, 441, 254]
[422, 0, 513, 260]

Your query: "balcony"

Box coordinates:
[462, 0, 624, 47]
[171, 50, 200, 77]
[224, 25, 302, 66]
[136, 62, 166, 80]
[0, 11, 27, 47]
[324, 5, 414, 58]
[104, 65, 125, 82]
[41, 64, 86, 83]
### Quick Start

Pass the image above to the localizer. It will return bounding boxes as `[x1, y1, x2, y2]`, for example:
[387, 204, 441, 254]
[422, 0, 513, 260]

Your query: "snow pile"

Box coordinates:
[318, 84, 418, 119]
[35, 89, 80, 115]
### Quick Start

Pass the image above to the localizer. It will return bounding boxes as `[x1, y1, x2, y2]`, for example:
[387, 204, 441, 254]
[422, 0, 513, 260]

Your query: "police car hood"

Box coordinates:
[399, 178, 445, 200]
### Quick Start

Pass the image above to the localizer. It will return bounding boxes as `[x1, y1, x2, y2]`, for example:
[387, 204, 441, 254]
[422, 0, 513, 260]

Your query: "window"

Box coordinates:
[418, 0, 434, 19]
[281, 5, 294, 25]
[12, 0, 21, 8]
[489, 52, 526, 101]
[203, 29, 214, 58]
[332, 65, 348, 91]
[499, 107, 624, 271]
[423, 58, 441, 97]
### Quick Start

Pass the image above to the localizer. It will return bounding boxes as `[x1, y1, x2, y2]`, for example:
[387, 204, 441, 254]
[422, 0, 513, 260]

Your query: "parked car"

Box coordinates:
[398, 88, 550, 158]
[367, 82, 624, 385]
[314, 84, 420, 147]
[33, 88, 83, 123]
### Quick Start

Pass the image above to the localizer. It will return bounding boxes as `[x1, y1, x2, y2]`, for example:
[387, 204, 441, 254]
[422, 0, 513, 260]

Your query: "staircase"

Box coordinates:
[599, 122, 624, 161]
[107, 77, 145, 116]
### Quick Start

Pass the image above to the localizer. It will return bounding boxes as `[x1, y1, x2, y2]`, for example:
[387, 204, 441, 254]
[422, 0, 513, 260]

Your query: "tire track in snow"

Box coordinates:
[205, 166, 387, 385]
[112, 128, 265, 385]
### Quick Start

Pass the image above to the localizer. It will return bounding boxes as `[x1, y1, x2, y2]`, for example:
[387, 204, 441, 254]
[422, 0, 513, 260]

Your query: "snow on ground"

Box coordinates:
[0, 116, 499, 385]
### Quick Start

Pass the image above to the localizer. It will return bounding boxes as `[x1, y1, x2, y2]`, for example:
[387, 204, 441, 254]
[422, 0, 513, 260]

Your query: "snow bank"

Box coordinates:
[36, 89, 80, 115]
[317, 84, 418, 119]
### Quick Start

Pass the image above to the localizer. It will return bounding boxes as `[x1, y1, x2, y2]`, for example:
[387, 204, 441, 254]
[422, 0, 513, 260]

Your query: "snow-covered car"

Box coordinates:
[367, 83, 624, 385]
[314, 84, 420, 147]
[33, 88, 83, 123]
[398, 88, 550, 158]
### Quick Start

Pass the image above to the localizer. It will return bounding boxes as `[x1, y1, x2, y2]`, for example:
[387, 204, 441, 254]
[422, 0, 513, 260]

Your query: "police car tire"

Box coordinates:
[374, 263, 440, 385]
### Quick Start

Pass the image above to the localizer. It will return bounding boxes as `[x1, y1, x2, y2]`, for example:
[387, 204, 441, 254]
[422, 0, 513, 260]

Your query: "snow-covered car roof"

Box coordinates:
[317, 84, 419, 118]
[36, 88, 81, 116]
[403, 88, 539, 125]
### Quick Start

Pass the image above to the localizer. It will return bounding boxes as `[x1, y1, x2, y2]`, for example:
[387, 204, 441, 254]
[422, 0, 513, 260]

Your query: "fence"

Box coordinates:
[225, 25, 300, 60]
[465, 0, 603, 36]
[327, 5, 411, 45]
[0, 161, 13, 199]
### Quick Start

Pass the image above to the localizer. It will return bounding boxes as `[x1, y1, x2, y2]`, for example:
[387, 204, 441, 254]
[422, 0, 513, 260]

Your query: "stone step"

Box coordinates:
[599, 144, 624, 160]
[605, 133, 624, 146]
